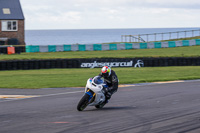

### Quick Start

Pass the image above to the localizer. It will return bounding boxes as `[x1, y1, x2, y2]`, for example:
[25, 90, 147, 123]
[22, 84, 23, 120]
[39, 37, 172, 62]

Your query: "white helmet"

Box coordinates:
[101, 66, 111, 78]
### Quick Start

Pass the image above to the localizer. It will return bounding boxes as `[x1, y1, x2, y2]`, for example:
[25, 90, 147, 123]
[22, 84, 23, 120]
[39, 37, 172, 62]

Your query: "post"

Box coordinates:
[185, 31, 187, 38]
[192, 30, 194, 37]
[177, 32, 179, 39]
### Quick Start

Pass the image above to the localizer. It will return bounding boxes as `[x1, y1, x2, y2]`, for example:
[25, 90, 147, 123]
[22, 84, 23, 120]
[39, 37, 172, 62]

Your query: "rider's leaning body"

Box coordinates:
[99, 66, 119, 101]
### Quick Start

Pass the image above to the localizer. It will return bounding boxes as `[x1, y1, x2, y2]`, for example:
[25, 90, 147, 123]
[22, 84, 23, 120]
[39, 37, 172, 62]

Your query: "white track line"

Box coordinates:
[35, 91, 84, 98]
[0, 90, 84, 103]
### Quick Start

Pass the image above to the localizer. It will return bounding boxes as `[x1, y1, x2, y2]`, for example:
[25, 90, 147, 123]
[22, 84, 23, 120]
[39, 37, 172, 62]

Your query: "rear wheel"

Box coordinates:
[77, 94, 90, 111]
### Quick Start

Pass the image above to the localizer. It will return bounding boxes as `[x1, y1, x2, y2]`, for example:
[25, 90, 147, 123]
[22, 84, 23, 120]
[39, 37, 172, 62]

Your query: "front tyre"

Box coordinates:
[77, 94, 90, 111]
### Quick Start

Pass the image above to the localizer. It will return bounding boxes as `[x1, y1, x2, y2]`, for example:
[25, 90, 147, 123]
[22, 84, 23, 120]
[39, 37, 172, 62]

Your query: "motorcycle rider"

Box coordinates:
[99, 66, 118, 102]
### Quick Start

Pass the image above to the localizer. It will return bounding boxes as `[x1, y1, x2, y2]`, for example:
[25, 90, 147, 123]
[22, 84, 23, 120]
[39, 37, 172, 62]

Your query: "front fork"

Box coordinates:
[86, 89, 96, 103]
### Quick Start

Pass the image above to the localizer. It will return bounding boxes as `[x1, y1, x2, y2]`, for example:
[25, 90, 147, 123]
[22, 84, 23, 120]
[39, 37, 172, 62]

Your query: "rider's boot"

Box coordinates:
[103, 87, 112, 103]
[105, 91, 112, 103]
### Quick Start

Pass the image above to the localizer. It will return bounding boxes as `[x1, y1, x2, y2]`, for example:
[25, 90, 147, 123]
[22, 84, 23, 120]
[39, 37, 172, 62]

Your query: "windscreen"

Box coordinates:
[93, 76, 104, 85]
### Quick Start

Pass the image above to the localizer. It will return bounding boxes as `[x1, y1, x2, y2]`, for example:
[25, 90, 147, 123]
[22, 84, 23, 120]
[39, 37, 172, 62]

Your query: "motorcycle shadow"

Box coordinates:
[86, 106, 136, 112]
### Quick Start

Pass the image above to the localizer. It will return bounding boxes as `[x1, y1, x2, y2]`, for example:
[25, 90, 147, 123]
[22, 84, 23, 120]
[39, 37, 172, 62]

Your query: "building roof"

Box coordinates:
[0, 0, 24, 20]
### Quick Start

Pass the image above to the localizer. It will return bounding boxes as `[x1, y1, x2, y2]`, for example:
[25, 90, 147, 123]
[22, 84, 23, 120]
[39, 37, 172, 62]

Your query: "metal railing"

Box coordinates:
[121, 29, 200, 43]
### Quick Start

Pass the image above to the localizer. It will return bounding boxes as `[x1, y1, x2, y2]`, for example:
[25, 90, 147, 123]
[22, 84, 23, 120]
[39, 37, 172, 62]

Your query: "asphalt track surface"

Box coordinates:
[1, 80, 200, 133]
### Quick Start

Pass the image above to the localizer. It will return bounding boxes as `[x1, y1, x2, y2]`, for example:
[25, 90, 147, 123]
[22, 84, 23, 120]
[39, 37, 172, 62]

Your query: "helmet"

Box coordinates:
[101, 66, 111, 78]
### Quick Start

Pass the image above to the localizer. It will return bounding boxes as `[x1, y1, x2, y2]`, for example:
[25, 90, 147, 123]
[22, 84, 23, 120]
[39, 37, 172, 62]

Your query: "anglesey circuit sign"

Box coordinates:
[81, 61, 133, 68]
[80, 60, 144, 68]
[134, 60, 144, 68]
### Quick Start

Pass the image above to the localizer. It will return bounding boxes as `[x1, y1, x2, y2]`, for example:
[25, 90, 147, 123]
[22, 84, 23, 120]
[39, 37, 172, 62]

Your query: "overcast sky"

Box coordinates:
[20, 0, 200, 30]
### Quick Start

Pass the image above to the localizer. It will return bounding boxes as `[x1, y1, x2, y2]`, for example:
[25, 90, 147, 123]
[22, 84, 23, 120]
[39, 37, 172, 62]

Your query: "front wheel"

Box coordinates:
[77, 94, 90, 111]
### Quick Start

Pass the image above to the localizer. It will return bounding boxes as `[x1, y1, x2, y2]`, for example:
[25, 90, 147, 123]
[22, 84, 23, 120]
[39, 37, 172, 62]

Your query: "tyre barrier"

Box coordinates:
[0, 57, 200, 71]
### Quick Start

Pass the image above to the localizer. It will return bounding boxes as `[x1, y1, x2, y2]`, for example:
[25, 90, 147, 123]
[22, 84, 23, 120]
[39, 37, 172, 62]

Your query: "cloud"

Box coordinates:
[37, 12, 81, 23]
[20, 0, 200, 29]
[21, 0, 200, 12]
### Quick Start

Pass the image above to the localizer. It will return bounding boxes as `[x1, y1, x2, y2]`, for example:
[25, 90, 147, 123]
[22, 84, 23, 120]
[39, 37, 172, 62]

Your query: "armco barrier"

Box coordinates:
[93, 44, 102, 51]
[64, 45, 71, 51]
[140, 43, 147, 49]
[154, 42, 162, 48]
[48, 45, 56, 52]
[109, 44, 117, 50]
[0, 57, 200, 70]
[125, 43, 132, 49]
[26, 46, 39, 53]
[79, 45, 86, 51]
[24, 39, 200, 53]
[182, 40, 189, 46]
[196, 39, 200, 45]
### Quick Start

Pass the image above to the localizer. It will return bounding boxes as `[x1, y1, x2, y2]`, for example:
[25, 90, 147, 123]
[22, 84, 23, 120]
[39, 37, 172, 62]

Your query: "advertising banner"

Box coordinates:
[80, 59, 144, 68]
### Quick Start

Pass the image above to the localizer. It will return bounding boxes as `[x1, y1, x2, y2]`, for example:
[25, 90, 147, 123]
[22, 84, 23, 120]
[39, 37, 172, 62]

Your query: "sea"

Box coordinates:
[25, 28, 200, 46]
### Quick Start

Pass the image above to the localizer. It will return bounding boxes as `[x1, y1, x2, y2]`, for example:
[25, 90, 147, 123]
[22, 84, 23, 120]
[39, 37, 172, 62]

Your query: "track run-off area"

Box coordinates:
[1, 80, 200, 133]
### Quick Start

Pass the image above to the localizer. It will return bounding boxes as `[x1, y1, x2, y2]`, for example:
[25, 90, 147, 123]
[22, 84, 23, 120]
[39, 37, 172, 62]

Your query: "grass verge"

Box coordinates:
[0, 66, 200, 89]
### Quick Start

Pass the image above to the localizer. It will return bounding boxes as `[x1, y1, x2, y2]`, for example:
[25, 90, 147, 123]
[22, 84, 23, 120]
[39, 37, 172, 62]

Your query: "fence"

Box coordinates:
[121, 29, 200, 42]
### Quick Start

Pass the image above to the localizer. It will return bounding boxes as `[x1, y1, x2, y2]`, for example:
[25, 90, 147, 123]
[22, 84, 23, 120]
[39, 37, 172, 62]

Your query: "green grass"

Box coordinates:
[0, 66, 200, 89]
[1, 45, 200, 60]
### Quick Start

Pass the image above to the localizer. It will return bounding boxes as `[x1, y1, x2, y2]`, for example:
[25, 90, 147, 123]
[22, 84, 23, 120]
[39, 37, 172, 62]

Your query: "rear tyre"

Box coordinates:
[77, 94, 90, 111]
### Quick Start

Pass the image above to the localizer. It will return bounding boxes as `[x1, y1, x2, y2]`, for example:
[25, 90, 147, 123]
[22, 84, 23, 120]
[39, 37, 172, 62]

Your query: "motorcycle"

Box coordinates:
[77, 76, 108, 111]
